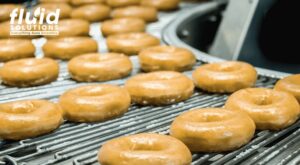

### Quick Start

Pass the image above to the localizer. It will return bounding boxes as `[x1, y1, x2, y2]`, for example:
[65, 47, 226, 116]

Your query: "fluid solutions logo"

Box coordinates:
[10, 7, 60, 36]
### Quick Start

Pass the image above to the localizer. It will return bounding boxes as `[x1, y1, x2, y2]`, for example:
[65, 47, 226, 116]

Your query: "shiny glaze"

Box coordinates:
[59, 84, 131, 122]
[170, 108, 255, 152]
[125, 71, 194, 105]
[141, 0, 180, 11]
[35, 3, 72, 19]
[0, 100, 63, 140]
[106, 0, 140, 8]
[71, 4, 111, 22]
[0, 58, 59, 87]
[192, 61, 257, 93]
[43, 37, 98, 60]
[0, 39, 35, 62]
[275, 74, 300, 103]
[68, 53, 132, 82]
[225, 88, 300, 130]
[98, 133, 192, 165]
[111, 6, 158, 22]
[101, 18, 146, 37]
[139, 45, 196, 72]
[107, 32, 160, 55]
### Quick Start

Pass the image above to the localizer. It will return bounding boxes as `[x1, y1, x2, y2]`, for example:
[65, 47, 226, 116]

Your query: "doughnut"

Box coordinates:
[225, 88, 300, 130]
[141, 0, 180, 11]
[170, 108, 255, 152]
[111, 6, 158, 22]
[59, 84, 131, 122]
[71, 4, 111, 22]
[192, 61, 257, 93]
[71, 0, 105, 6]
[0, 4, 24, 22]
[98, 133, 192, 165]
[274, 74, 300, 103]
[106, 0, 140, 8]
[107, 32, 160, 55]
[101, 18, 146, 37]
[0, 100, 63, 140]
[0, 39, 35, 62]
[125, 71, 194, 105]
[68, 53, 132, 82]
[0, 58, 59, 87]
[39, 0, 70, 3]
[46, 19, 90, 38]
[35, 3, 72, 19]
[42, 37, 98, 60]
[139, 45, 196, 72]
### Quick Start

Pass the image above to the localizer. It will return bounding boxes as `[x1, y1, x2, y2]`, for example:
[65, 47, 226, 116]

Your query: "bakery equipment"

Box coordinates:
[1, 1, 300, 165]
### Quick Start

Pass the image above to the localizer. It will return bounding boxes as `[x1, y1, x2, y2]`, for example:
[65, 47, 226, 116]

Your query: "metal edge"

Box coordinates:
[162, 3, 290, 79]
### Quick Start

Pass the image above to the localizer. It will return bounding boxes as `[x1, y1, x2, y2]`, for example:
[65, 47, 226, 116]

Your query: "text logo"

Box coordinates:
[10, 7, 60, 36]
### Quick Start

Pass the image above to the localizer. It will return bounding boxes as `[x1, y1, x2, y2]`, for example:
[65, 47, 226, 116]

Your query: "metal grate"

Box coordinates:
[1, 1, 300, 165]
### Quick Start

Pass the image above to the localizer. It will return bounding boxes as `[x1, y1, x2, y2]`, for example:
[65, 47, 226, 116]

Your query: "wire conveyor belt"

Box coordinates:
[1, 1, 300, 165]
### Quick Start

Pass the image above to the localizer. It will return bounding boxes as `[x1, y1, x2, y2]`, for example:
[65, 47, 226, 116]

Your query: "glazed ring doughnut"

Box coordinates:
[107, 32, 160, 55]
[42, 37, 98, 60]
[170, 108, 255, 152]
[139, 45, 196, 72]
[46, 19, 90, 38]
[0, 21, 38, 39]
[98, 133, 192, 165]
[101, 18, 146, 37]
[111, 6, 158, 22]
[59, 84, 131, 122]
[35, 3, 72, 19]
[0, 58, 59, 87]
[39, 0, 70, 3]
[71, 0, 105, 6]
[0, 100, 63, 140]
[0, 4, 24, 22]
[225, 88, 300, 130]
[192, 61, 257, 93]
[0, 39, 35, 62]
[71, 4, 111, 22]
[106, 0, 140, 8]
[274, 74, 300, 103]
[68, 53, 132, 82]
[125, 71, 194, 105]
[141, 0, 180, 11]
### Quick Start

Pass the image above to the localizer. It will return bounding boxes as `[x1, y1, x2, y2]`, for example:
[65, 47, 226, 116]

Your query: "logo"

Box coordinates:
[10, 7, 60, 36]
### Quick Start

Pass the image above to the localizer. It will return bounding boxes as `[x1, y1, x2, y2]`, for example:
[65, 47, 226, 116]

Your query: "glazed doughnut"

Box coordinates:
[59, 84, 131, 122]
[107, 32, 160, 55]
[141, 0, 180, 11]
[46, 19, 90, 38]
[35, 3, 72, 19]
[0, 39, 35, 62]
[139, 45, 196, 72]
[68, 53, 132, 82]
[170, 108, 255, 152]
[111, 6, 158, 22]
[71, 0, 105, 6]
[192, 61, 257, 93]
[71, 4, 111, 22]
[274, 74, 300, 103]
[0, 58, 59, 87]
[43, 37, 98, 60]
[98, 133, 192, 165]
[225, 88, 300, 130]
[101, 18, 146, 37]
[106, 0, 140, 8]
[0, 4, 24, 22]
[0, 100, 63, 140]
[39, 0, 70, 3]
[125, 71, 194, 105]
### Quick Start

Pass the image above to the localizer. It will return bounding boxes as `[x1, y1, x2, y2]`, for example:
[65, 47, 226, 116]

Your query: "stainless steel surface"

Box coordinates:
[1, 1, 299, 165]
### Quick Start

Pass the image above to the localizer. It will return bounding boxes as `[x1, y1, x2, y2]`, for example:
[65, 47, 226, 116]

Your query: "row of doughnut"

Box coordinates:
[1, 61, 299, 164]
